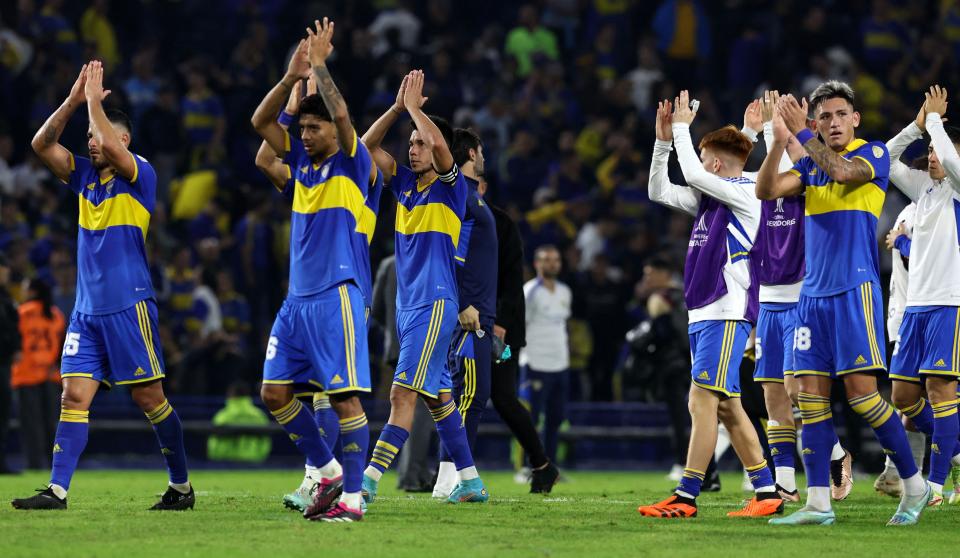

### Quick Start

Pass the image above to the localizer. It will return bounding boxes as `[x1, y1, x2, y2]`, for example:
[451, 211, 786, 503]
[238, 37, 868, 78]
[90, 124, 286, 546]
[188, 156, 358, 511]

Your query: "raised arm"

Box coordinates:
[251, 39, 310, 155]
[255, 80, 307, 190]
[671, 90, 757, 214]
[362, 76, 418, 183]
[404, 70, 455, 176]
[780, 94, 874, 186]
[759, 90, 795, 171]
[885, 102, 927, 201]
[306, 18, 356, 155]
[756, 109, 804, 200]
[647, 99, 699, 216]
[31, 64, 87, 182]
[84, 61, 138, 180]
[923, 85, 960, 193]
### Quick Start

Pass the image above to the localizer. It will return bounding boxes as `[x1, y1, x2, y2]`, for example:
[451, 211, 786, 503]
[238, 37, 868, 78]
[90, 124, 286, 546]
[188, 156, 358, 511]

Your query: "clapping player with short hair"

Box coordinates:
[12, 61, 193, 511]
[742, 92, 854, 501]
[884, 85, 960, 506]
[758, 81, 930, 526]
[256, 71, 383, 514]
[637, 91, 783, 519]
[359, 71, 488, 504]
[251, 18, 374, 523]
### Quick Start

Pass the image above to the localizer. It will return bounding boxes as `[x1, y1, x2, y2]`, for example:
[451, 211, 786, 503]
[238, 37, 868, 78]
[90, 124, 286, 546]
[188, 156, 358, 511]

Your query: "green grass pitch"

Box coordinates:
[1, 470, 955, 557]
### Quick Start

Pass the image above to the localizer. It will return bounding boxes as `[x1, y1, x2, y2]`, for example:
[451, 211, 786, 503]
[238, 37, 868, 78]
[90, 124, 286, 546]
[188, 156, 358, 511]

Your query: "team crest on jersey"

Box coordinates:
[320, 163, 330, 179]
[775, 198, 785, 213]
[872, 145, 883, 158]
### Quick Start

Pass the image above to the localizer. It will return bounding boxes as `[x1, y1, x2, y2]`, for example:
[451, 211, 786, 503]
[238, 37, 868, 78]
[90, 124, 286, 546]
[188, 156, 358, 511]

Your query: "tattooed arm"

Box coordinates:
[32, 64, 88, 182]
[800, 137, 875, 186]
[307, 17, 356, 155]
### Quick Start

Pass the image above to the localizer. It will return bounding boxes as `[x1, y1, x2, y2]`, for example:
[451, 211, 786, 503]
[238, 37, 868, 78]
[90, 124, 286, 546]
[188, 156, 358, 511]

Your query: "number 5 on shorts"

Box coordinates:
[794, 327, 811, 351]
[63, 332, 80, 356]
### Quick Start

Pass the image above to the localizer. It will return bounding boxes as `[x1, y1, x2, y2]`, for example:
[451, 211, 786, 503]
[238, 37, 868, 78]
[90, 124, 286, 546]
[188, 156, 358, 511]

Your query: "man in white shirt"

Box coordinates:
[520, 245, 571, 465]
[884, 85, 960, 506]
[637, 91, 782, 519]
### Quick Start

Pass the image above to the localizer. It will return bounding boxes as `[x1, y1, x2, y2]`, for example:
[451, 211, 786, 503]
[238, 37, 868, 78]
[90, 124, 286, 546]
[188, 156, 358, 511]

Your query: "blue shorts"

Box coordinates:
[263, 283, 370, 395]
[754, 303, 797, 383]
[449, 325, 493, 418]
[61, 299, 165, 388]
[890, 306, 960, 383]
[394, 299, 457, 398]
[794, 282, 886, 378]
[689, 320, 751, 397]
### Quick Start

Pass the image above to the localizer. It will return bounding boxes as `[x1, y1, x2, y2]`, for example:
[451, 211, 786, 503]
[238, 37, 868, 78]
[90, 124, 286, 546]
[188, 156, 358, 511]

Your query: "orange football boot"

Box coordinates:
[727, 496, 785, 517]
[638, 495, 698, 518]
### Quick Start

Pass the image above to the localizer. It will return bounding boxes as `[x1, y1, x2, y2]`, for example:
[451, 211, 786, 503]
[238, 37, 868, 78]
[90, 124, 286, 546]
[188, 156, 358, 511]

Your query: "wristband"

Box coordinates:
[795, 128, 815, 145]
[277, 111, 295, 127]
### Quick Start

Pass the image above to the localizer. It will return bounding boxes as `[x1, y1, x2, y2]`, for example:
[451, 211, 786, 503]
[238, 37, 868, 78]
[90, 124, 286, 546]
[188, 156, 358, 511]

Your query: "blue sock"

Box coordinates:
[798, 393, 835, 488]
[145, 399, 189, 484]
[50, 409, 90, 491]
[431, 400, 475, 471]
[313, 393, 341, 461]
[675, 467, 705, 498]
[338, 414, 369, 494]
[368, 424, 409, 475]
[850, 392, 919, 479]
[766, 424, 796, 470]
[899, 398, 935, 436]
[270, 399, 335, 468]
[930, 400, 959, 486]
[745, 459, 775, 491]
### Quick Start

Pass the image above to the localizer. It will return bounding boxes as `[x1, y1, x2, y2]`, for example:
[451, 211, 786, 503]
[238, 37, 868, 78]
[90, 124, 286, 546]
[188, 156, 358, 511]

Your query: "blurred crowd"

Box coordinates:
[0, 0, 951, 401]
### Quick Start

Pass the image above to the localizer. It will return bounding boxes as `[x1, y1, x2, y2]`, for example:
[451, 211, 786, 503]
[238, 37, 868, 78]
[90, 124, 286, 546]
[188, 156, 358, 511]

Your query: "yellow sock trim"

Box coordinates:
[60, 408, 90, 423]
[798, 392, 832, 424]
[271, 399, 302, 425]
[849, 392, 894, 428]
[339, 414, 368, 433]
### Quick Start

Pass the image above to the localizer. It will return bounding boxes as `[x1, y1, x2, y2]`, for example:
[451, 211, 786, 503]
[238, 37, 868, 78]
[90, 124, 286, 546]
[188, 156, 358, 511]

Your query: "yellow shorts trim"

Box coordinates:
[114, 374, 166, 386]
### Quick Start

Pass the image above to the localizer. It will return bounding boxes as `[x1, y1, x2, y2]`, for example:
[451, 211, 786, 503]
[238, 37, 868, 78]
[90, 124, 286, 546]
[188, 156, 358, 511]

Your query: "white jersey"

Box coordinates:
[648, 123, 761, 323]
[519, 278, 572, 372]
[886, 114, 960, 309]
[887, 203, 915, 341]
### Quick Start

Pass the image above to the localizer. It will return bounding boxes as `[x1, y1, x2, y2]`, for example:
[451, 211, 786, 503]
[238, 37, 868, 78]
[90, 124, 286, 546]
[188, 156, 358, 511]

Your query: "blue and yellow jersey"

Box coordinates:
[220, 292, 252, 337]
[279, 130, 372, 298]
[352, 168, 384, 308]
[391, 163, 468, 310]
[789, 139, 889, 297]
[66, 152, 157, 315]
[181, 93, 223, 145]
[164, 267, 196, 324]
